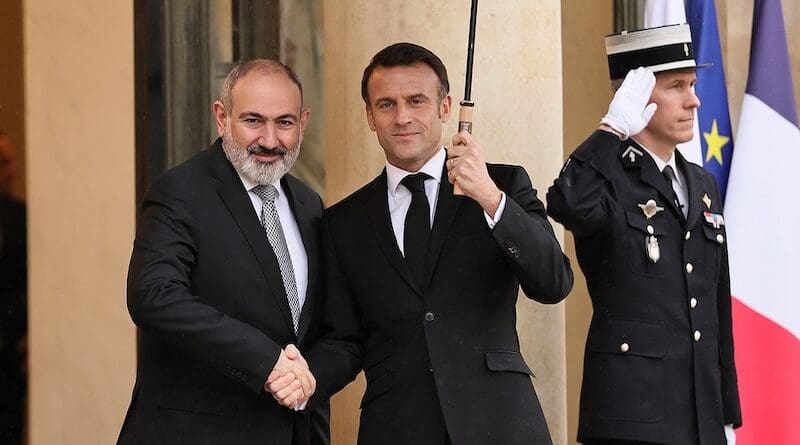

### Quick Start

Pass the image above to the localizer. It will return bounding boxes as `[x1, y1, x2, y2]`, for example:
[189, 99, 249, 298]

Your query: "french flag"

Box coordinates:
[725, 0, 800, 442]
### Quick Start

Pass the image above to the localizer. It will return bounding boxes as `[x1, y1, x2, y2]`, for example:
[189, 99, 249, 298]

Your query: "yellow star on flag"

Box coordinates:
[703, 119, 730, 165]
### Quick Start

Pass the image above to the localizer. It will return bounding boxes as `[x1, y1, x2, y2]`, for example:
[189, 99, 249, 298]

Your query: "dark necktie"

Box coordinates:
[252, 184, 301, 333]
[401, 173, 431, 285]
[662, 165, 684, 216]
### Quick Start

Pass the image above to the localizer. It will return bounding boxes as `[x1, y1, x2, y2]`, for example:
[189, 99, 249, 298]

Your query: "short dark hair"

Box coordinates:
[220, 59, 304, 111]
[361, 42, 450, 105]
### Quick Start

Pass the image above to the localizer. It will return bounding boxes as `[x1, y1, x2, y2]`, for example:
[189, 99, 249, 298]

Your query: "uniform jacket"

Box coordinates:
[548, 130, 742, 444]
[119, 140, 328, 445]
[307, 161, 573, 445]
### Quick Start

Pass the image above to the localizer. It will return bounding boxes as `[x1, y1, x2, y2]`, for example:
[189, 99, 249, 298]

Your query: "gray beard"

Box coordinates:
[221, 131, 300, 185]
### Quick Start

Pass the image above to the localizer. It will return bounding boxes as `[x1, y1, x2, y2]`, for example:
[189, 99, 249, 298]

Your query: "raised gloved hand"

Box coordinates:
[600, 67, 657, 140]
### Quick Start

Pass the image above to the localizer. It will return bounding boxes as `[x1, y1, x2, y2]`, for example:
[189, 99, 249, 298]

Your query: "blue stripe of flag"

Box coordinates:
[686, 0, 734, 202]
[746, 0, 798, 126]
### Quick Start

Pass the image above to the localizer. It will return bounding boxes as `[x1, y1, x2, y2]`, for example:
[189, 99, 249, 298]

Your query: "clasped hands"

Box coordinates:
[263, 344, 315, 410]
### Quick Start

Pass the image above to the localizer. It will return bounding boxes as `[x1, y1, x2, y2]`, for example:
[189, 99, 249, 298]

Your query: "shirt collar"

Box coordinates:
[385, 147, 445, 196]
[635, 142, 682, 186]
[236, 170, 285, 199]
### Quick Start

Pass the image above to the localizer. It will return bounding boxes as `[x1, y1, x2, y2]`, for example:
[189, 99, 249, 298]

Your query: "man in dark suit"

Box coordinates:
[0, 131, 27, 445]
[547, 25, 741, 444]
[119, 59, 328, 445]
[272, 42, 573, 444]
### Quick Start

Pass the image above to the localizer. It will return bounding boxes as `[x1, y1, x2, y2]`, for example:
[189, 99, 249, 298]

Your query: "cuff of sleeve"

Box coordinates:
[294, 400, 308, 411]
[484, 192, 507, 228]
[724, 424, 736, 445]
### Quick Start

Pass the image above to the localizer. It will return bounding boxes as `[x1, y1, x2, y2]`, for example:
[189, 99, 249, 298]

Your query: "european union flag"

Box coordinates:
[686, 0, 734, 202]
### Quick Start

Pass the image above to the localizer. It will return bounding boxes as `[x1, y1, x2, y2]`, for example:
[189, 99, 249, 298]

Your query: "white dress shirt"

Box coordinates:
[237, 172, 308, 310]
[385, 147, 506, 255]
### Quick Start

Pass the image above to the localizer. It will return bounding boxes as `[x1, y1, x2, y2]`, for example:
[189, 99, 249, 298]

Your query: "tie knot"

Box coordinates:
[662, 165, 677, 183]
[401, 173, 430, 193]
[253, 184, 278, 203]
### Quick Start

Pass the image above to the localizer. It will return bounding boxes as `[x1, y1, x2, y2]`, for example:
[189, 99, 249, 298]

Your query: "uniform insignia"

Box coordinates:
[702, 193, 712, 209]
[621, 145, 644, 163]
[646, 235, 660, 263]
[561, 157, 572, 173]
[703, 211, 725, 228]
[638, 199, 664, 219]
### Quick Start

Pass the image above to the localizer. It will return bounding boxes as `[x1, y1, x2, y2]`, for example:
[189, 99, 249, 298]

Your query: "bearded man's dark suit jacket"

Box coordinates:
[118, 140, 329, 445]
[307, 159, 573, 445]
[547, 131, 742, 444]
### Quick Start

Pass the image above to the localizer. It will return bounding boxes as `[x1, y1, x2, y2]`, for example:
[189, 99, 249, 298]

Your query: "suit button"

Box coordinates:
[694, 330, 702, 342]
[424, 312, 435, 322]
[646, 225, 654, 235]
[686, 262, 694, 273]
[428, 363, 434, 372]
[620, 342, 630, 353]
[685, 231, 691, 240]
[503, 240, 520, 258]
[716, 234, 724, 244]
[690, 297, 698, 309]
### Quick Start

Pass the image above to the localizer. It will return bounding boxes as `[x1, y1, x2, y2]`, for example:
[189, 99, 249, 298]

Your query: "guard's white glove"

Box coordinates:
[600, 67, 658, 139]
[724, 424, 736, 445]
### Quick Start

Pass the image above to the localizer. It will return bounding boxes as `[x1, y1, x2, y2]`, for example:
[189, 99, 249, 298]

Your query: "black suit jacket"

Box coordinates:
[0, 195, 26, 444]
[548, 131, 742, 444]
[119, 140, 328, 445]
[308, 161, 573, 445]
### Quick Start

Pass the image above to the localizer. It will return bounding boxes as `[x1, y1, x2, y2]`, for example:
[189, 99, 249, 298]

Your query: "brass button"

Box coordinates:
[716, 234, 724, 244]
[620, 342, 630, 353]
[424, 312, 435, 322]
[690, 297, 698, 309]
[685, 231, 691, 240]
[646, 225, 654, 235]
[686, 263, 694, 273]
[694, 330, 702, 342]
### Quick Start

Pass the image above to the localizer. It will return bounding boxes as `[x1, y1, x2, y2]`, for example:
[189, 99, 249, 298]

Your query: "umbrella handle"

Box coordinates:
[453, 101, 474, 196]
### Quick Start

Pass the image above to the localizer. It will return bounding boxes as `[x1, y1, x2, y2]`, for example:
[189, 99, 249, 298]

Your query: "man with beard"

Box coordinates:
[118, 59, 328, 445]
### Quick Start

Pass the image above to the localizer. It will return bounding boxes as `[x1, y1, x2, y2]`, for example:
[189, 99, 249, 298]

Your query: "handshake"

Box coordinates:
[263, 344, 315, 410]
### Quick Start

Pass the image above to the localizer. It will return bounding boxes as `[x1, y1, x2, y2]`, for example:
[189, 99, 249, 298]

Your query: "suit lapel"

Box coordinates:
[677, 152, 704, 229]
[423, 162, 463, 291]
[365, 171, 421, 295]
[207, 141, 296, 335]
[281, 175, 317, 342]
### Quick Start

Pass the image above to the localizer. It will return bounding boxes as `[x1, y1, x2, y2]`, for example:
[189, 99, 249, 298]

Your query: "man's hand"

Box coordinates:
[264, 344, 315, 409]
[447, 131, 503, 217]
[600, 67, 657, 140]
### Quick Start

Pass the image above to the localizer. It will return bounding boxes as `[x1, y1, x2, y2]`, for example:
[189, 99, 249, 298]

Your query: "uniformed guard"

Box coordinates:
[548, 24, 742, 445]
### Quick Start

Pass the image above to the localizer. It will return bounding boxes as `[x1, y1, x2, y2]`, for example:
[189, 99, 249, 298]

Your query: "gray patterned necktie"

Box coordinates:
[253, 184, 301, 333]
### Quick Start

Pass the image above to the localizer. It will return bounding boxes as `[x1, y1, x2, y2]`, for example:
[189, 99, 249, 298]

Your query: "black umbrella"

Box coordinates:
[458, 0, 479, 135]
[453, 0, 479, 196]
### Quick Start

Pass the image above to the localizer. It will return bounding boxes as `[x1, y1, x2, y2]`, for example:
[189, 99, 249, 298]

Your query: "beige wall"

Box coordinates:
[0, 0, 25, 200]
[324, 1, 567, 443]
[25, 0, 136, 443]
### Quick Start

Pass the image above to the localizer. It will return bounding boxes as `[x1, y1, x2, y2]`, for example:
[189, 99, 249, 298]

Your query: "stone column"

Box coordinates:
[25, 0, 136, 443]
[324, 1, 567, 443]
